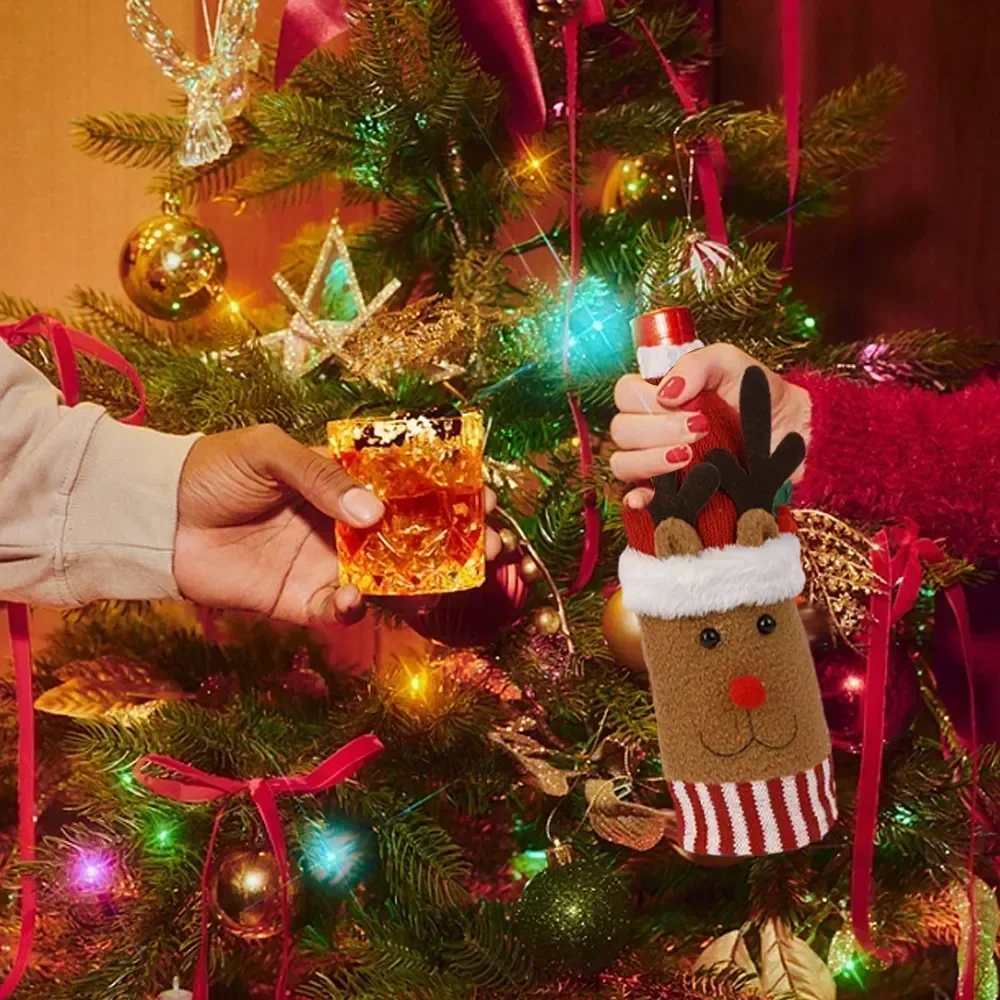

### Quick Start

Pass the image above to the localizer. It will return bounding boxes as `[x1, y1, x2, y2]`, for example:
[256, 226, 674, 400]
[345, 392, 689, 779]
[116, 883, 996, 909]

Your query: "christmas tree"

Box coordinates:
[3, 2, 999, 999]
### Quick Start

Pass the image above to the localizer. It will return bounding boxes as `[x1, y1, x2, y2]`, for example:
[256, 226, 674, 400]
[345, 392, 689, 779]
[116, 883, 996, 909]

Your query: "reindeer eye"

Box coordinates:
[699, 627, 721, 649]
[757, 614, 777, 635]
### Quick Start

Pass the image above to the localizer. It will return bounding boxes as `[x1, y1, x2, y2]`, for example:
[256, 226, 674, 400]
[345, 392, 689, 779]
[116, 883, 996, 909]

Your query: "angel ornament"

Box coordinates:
[126, 0, 260, 168]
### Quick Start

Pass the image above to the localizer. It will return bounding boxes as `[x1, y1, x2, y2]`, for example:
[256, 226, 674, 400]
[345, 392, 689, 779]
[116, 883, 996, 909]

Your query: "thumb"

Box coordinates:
[261, 427, 384, 527]
[656, 343, 755, 411]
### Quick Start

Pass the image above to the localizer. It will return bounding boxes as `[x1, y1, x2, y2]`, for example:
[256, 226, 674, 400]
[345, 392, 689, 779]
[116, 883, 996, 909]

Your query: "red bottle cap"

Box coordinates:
[631, 306, 703, 382]
[631, 306, 697, 350]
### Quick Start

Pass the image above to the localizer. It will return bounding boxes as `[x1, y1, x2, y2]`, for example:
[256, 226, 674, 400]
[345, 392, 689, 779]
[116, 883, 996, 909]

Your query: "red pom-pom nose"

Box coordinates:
[729, 675, 767, 710]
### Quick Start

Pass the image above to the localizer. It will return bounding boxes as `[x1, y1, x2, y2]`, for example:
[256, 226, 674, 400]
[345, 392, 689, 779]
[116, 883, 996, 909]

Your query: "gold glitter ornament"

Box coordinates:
[951, 878, 1000, 1000]
[514, 852, 631, 974]
[211, 849, 298, 939]
[795, 508, 877, 652]
[532, 606, 562, 635]
[119, 195, 227, 321]
[338, 295, 484, 391]
[261, 217, 400, 378]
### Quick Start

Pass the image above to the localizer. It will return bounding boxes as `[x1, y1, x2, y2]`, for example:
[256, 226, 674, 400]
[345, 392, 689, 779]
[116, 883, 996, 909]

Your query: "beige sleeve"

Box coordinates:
[0, 340, 200, 606]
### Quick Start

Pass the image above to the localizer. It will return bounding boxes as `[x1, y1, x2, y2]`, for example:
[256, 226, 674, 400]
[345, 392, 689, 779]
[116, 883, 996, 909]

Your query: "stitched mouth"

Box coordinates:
[699, 714, 799, 759]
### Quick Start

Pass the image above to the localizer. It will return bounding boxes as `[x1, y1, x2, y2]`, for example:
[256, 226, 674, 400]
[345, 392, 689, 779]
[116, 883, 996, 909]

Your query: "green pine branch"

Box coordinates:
[72, 111, 188, 169]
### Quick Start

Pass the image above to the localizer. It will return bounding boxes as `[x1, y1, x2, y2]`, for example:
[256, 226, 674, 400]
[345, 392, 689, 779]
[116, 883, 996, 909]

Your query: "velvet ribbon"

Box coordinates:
[0, 315, 147, 998]
[133, 734, 384, 1000]
[851, 518, 978, 1000]
[636, 17, 727, 247]
[780, 0, 801, 270]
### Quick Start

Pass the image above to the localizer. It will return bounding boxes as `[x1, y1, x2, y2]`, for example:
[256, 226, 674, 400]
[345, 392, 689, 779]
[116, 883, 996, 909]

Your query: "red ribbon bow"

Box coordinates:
[0, 315, 148, 999]
[852, 518, 977, 999]
[133, 734, 384, 1000]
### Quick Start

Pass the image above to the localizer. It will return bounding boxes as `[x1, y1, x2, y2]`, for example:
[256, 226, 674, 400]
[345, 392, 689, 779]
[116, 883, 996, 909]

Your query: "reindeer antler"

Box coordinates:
[705, 366, 805, 516]
[647, 463, 721, 527]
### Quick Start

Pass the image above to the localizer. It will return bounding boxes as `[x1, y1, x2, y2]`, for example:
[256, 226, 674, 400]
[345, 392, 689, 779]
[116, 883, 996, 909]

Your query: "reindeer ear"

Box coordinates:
[736, 509, 781, 548]
[654, 517, 704, 558]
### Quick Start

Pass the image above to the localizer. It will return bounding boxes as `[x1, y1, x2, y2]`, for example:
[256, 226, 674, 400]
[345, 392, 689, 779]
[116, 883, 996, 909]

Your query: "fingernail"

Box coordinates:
[666, 446, 691, 464]
[342, 487, 383, 524]
[339, 584, 361, 607]
[659, 376, 685, 400]
[686, 413, 709, 434]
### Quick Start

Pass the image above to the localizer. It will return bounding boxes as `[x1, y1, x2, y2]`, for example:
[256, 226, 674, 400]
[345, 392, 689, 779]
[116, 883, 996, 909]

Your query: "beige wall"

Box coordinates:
[0, 1, 195, 309]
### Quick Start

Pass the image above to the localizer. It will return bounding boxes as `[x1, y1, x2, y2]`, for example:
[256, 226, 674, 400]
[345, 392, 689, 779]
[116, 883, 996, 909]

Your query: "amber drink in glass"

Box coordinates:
[328, 411, 485, 595]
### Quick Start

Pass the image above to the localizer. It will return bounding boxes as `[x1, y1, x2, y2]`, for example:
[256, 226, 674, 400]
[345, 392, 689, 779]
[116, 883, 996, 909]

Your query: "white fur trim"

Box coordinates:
[636, 339, 704, 381]
[618, 533, 805, 619]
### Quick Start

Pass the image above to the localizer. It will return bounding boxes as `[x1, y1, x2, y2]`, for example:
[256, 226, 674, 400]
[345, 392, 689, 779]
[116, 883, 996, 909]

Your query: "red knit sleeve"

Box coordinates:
[785, 369, 1000, 561]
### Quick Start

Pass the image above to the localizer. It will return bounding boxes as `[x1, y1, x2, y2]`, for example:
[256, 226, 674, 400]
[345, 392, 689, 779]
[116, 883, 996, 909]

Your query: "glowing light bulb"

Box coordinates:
[843, 673, 864, 693]
[803, 316, 817, 330]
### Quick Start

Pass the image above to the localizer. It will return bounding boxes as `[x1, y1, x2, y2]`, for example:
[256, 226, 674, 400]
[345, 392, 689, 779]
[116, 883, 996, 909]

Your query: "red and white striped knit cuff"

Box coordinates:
[670, 756, 837, 857]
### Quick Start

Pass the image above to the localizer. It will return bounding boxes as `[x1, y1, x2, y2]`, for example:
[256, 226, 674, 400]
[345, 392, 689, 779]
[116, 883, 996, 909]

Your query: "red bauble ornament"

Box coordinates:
[816, 644, 921, 754]
[404, 549, 528, 647]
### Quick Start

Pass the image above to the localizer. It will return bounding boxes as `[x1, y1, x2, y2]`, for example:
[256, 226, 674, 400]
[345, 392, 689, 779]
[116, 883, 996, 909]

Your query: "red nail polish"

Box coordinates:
[666, 446, 690, 464]
[659, 376, 685, 400]
[686, 413, 709, 433]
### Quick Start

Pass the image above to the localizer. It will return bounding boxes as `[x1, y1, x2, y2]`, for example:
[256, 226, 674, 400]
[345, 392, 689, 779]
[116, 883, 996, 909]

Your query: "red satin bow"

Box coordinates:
[134, 734, 384, 1000]
[851, 518, 977, 1000]
[0, 315, 148, 998]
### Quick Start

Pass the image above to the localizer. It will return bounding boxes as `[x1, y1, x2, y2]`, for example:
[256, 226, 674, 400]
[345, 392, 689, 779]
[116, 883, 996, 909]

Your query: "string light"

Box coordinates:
[379, 655, 447, 716]
[70, 850, 114, 893]
[303, 821, 372, 890]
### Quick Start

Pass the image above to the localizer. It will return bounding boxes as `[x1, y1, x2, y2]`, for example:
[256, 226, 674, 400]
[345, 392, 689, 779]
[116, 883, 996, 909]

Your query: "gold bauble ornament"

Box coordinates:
[499, 528, 519, 554]
[532, 606, 561, 635]
[602, 588, 646, 672]
[519, 554, 542, 583]
[210, 849, 296, 940]
[119, 194, 227, 321]
[536, 0, 584, 24]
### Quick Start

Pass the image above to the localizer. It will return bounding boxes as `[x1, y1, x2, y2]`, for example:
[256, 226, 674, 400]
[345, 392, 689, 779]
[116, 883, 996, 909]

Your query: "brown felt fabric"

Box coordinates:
[639, 596, 831, 784]
[735, 509, 780, 548]
[654, 517, 704, 559]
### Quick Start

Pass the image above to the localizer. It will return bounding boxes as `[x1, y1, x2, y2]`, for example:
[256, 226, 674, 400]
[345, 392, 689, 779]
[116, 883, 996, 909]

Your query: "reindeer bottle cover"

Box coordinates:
[622, 308, 836, 857]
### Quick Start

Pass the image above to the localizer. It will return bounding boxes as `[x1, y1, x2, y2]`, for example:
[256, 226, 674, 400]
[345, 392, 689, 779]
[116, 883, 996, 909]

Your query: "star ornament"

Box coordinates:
[260, 218, 401, 377]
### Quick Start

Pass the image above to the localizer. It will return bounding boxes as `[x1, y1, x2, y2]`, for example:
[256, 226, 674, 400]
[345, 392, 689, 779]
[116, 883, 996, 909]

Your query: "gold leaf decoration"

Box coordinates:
[759, 917, 837, 1000]
[794, 508, 876, 650]
[488, 720, 576, 797]
[37, 656, 185, 721]
[339, 295, 486, 390]
[694, 929, 761, 988]
[584, 778, 674, 851]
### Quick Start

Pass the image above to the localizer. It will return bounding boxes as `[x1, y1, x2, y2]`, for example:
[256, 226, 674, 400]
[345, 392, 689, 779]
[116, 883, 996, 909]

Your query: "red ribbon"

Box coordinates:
[133, 734, 384, 1000]
[636, 17, 728, 247]
[0, 315, 148, 997]
[780, 0, 802, 270]
[851, 518, 977, 999]
[274, 0, 349, 89]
